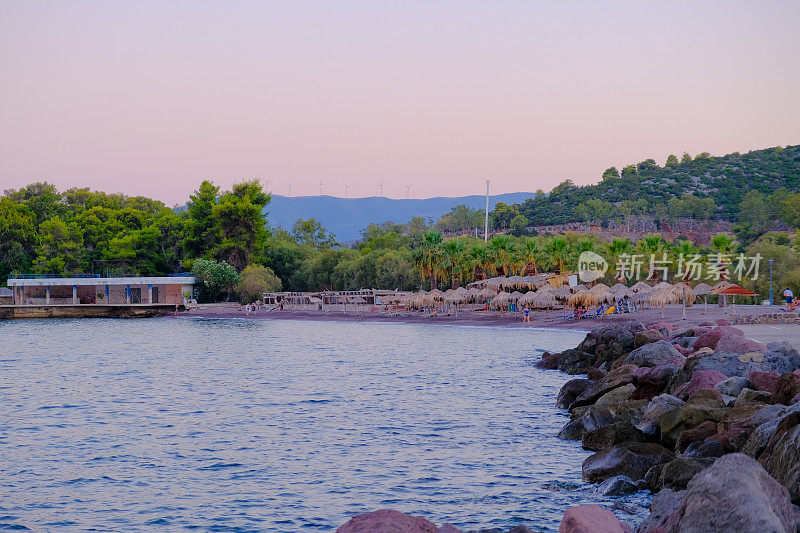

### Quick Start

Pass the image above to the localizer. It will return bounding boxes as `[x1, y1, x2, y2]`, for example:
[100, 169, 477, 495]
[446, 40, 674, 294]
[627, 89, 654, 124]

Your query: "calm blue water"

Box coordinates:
[0, 318, 649, 532]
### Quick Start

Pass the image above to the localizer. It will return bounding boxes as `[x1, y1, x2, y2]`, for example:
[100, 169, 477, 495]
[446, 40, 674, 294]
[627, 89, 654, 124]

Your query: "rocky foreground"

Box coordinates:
[332, 320, 800, 532]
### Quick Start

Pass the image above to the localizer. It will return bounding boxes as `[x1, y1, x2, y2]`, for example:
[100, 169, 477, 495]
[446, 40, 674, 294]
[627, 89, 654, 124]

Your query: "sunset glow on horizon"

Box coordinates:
[1, 1, 799, 204]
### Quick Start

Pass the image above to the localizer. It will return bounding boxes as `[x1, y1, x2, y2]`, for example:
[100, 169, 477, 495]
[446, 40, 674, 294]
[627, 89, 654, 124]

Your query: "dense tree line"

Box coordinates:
[3, 145, 799, 301]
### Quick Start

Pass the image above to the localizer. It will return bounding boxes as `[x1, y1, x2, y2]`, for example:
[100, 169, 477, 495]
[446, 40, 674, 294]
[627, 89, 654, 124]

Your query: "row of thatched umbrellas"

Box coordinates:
[393, 277, 741, 311]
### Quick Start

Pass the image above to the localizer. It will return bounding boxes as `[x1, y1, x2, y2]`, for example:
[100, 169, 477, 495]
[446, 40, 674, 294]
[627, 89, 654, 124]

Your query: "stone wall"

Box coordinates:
[730, 312, 800, 325]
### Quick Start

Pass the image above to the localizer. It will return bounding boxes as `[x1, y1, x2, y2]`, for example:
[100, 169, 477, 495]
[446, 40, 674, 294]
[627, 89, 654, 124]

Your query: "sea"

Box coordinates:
[0, 318, 651, 531]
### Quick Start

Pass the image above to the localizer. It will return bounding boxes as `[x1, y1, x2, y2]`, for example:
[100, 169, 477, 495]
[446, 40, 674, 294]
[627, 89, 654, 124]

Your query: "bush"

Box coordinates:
[192, 258, 240, 302]
[236, 264, 282, 304]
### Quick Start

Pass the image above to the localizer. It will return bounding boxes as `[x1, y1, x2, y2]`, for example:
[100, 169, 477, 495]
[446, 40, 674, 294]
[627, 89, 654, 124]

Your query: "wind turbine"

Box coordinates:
[404, 184, 411, 200]
[378, 180, 384, 198]
[345, 184, 350, 199]
[264, 179, 271, 194]
[318, 179, 325, 196]
[286, 182, 293, 197]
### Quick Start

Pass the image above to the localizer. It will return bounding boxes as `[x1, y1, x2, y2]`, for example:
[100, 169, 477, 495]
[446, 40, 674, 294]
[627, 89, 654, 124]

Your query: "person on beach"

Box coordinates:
[522, 306, 530, 324]
[784, 288, 794, 309]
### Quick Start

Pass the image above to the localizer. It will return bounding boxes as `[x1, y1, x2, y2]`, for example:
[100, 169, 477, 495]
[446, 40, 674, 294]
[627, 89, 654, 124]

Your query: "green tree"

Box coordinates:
[292, 218, 338, 250]
[415, 230, 443, 289]
[508, 214, 530, 236]
[33, 216, 84, 274]
[236, 264, 282, 303]
[0, 198, 37, 280]
[665, 154, 679, 167]
[212, 180, 270, 270]
[442, 238, 465, 288]
[192, 258, 240, 302]
[184, 180, 220, 258]
[543, 236, 570, 273]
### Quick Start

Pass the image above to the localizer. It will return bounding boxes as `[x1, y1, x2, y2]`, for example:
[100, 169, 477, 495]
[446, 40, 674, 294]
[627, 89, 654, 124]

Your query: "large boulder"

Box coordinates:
[336, 509, 439, 533]
[674, 369, 727, 400]
[557, 379, 594, 409]
[613, 340, 684, 369]
[636, 394, 685, 436]
[693, 325, 743, 350]
[676, 420, 717, 453]
[716, 334, 765, 353]
[569, 365, 639, 409]
[634, 329, 664, 348]
[582, 420, 646, 452]
[580, 322, 645, 368]
[595, 384, 635, 406]
[558, 504, 632, 533]
[632, 364, 680, 400]
[559, 405, 615, 440]
[656, 456, 708, 491]
[637, 489, 685, 533]
[715, 375, 749, 397]
[773, 372, 800, 406]
[582, 442, 675, 483]
[680, 395, 729, 428]
[749, 370, 781, 394]
[757, 410, 800, 502]
[657, 453, 796, 533]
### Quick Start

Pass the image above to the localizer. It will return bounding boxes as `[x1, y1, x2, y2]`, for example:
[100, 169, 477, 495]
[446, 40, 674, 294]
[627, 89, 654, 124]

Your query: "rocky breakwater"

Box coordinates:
[539, 320, 800, 532]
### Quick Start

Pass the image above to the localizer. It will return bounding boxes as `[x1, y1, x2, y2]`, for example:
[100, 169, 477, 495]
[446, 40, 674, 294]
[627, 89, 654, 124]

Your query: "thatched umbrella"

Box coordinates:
[610, 283, 634, 299]
[444, 291, 465, 306]
[631, 288, 654, 305]
[510, 291, 523, 302]
[692, 282, 713, 308]
[532, 290, 560, 316]
[429, 289, 445, 301]
[491, 291, 513, 310]
[477, 287, 496, 303]
[711, 281, 734, 307]
[630, 281, 651, 293]
[649, 288, 679, 317]
[518, 291, 537, 307]
[652, 281, 673, 291]
[571, 283, 588, 293]
[589, 282, 610, 293]
[567, 291, 589, 307]
[548, 274, 569, 288]
[554, 284, 574, 300]
[585, 288, 614, 307]
[486, 277, 504, 291]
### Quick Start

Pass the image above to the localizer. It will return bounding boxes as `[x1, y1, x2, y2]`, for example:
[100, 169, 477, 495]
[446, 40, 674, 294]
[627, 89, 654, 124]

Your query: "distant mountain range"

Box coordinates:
[264, 192, 536, 242]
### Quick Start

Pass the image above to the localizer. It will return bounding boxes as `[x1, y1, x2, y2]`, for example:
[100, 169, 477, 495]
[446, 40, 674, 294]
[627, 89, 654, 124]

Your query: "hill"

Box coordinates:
[513, 145, 800, 227]
[265, 192, 537, 242]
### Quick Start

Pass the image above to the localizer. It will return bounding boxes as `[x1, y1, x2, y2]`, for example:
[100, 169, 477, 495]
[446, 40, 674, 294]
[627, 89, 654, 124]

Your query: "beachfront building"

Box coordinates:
[6, 275, 195, 306]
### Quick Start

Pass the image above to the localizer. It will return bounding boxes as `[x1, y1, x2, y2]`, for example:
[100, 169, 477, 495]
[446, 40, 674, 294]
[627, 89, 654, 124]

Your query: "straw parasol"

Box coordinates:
[652, 281, 673, 291]
[631, 288, 654, 305]
[518, 291, 537, 307]
[630, 281, 652, 293]
[571, 283, 588, 293]
[692, 283, 713, 297]
[610, 283, 634, 299]
[445, 291, 465, 306]
[477, 287, 496, 302]
[554, 284, 574, 300]
[532, 290, 560, 315]
[491, 291, 513, 309]
[547, 274, 569, 288]
[510, 291, 523, 302]
[429, 288, 445, 301]
[585, 288, 614, 306]
[649, 288, 679, 317]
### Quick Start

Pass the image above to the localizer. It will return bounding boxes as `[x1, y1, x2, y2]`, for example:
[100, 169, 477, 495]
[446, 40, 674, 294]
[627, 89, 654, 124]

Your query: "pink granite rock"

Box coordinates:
[337, 509, 439, 533]
[559, 504, 631, 533]
[693, 326, 743, 350]
[715, 335, 765, 353]
[674, 369, 728, 400]
[748, 370, 781, 394]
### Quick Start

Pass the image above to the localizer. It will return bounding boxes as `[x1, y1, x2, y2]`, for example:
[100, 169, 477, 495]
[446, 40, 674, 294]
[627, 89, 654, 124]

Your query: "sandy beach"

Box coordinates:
[181, 302, 800, 346]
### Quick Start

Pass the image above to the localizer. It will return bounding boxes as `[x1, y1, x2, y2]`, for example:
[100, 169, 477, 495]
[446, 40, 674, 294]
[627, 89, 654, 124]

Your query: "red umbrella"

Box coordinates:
[714, 285, 757, 296]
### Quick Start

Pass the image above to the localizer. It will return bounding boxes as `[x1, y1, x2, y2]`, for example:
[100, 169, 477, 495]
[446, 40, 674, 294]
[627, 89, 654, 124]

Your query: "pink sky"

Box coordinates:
[1, 1, 799, 205]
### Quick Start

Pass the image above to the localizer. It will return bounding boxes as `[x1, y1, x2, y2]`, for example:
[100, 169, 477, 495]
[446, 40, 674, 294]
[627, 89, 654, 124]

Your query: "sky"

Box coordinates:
[1, 1, 799, 205]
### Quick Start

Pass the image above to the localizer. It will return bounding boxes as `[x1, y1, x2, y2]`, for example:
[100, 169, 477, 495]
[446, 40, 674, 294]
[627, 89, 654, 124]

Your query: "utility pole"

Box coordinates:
[345, 184, 350, 199]
[404, 185, 411, 200]
[484, 179, 490, 242]
[769, 258, 774, 305]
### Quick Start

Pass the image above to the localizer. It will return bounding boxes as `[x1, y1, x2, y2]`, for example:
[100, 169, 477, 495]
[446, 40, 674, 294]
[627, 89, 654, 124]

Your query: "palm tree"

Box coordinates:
[605, 237, 633, 282]
[671, 239, 698, 281]
[520, 238, 539, 275]
[465, 244, 488, 281]
[416, 230, 443, 290]
[442, 238, 466, 288]
[489, 235, 515, 276]
[636, 233, 667, 282]
[710, 233, 737, 254]
[544, 236, 570, 273]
